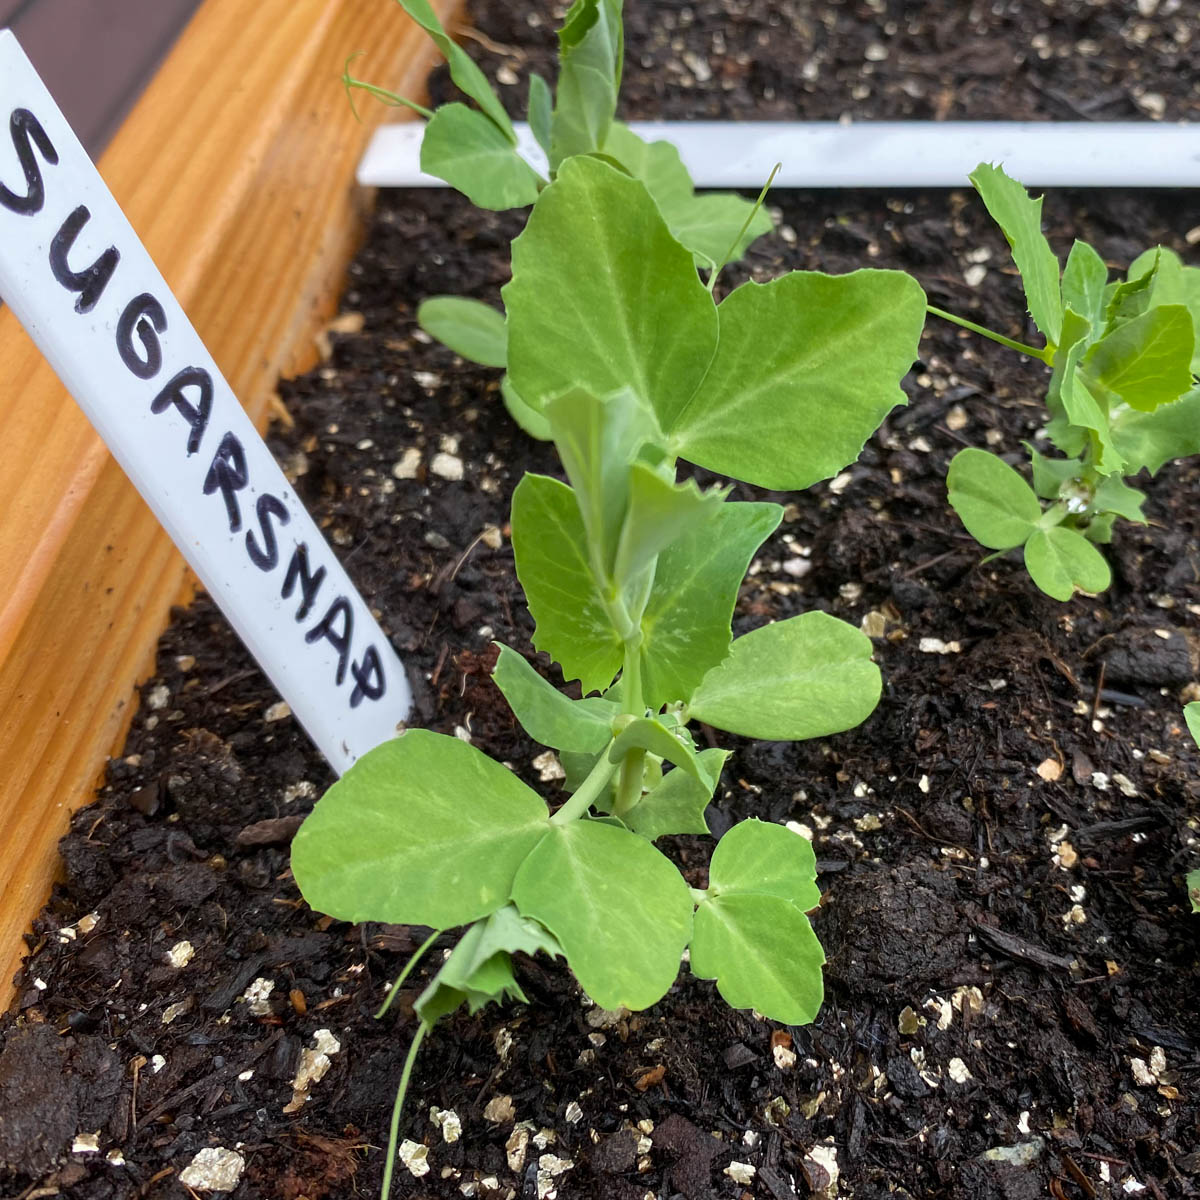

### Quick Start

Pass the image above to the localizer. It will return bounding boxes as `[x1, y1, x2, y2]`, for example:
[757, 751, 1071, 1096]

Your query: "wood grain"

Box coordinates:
[0, 0, 459, 1007]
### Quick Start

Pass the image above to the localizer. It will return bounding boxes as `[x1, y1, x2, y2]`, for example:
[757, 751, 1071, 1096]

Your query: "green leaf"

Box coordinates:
[708, 818, 821, 911]
[503, 156, 718, 420]
[969, 162, 1061, 344]
[527, 72, 553, 158]
[501, 376, 552, 440]
[1109, 386, 1200, 475]
[1092, 474, 1146, 523]
[1025, 445, 1084, 501]
[1104, 267, 1156, 330]
[394, 0, 516, 140]
[544, 387, 655, 575]
[625, 748, 727, 840]
[1081, 304, 1195, 412]
[946, 448, 1041, 550]
[601, 122, 693, 211]
[670, 192, 773, 271]
[550, 0, 622, 167]
[612, 465, 727, 597]
[482, 902, 566, 959]
[1024, 525, 1111, 600]
[292, 731, 548, 928]
[609, 715, 702, 781]
[421, 104, 542, 211]
[418, 296, 507, 368]
[665, 270, 926, 490]
[415, 905, 563, 1026]
[1129, 246, 1185, 313]
[638, 501, 782, 709]
[1185, 703, 1200, 749]
[690, 893, 824, 1025]
[1046, 308, 1123, 476]
[512, 820, 693, 1010]
[492, 644, 618, 753]
[1083, 512, 1117, 545]
[1182, 264, 1200, 374]
[511, 473, 622, 694]
[1061, 240, 1108, 332]
[688, 611, 880, 741]
[600, 124, 770, 268]
[1187, 869, 1200, 916]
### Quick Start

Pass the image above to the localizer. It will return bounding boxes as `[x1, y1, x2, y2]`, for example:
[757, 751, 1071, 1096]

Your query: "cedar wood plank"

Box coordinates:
[0, 0, 460, 1006]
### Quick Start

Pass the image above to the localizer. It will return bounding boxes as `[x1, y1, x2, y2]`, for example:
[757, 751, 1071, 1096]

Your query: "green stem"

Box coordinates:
[381, 1022, 430, 1200]
[620, 631, 644, 717]
[612, 748, 647, 818]
[343, 53, 434, 121]
[926, 304, 1053, 363]
[375, 928, 441, 1019]
[1037, 500, 1070, 530]
[550, 745, 620, 825]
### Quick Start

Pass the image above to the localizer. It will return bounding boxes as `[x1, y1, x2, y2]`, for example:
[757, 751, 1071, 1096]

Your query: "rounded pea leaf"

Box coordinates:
[511, 820, 693, 1011]
[1081, 304, 1195, 413]
[665, 269, 926, 490]
[417, 297, 507, 368]
[1110, 386, 1200, 476]
[421, 104, 542, 212]
[1061, 240, 1108, 332]
[501, 377, 552, 441]
[688, 611, 880, 742]
[601, 123, 770, 268]
[690, 893, 825, 1026]
[492, 644, 617, 754]
[709, 819, 821, 912]
[511, 473, 623, 694]
[292, 731, 549, 929]
[503, 156, 718, 420]
[947, 448, 1042, 550]
[638, 500, 782, 710]
[1185, 702, 1200, 750]
[1024, 525, 1111, 601]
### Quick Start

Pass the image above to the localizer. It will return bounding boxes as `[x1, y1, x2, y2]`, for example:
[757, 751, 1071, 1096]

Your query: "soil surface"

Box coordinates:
[3, 2, 1200, 1199]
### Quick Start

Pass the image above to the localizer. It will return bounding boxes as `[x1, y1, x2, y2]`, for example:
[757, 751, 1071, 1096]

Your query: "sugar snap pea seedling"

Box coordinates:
[292, 102, 925, 1200]
[931, 164, 1200, 601]
[348, 0, 775, 439]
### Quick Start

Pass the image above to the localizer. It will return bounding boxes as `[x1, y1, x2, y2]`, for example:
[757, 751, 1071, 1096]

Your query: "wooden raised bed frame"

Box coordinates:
[0, 0, 458, 1008]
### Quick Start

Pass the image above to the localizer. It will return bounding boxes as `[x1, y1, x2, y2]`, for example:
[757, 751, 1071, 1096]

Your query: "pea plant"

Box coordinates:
[349, 0, 774, 438]
[931, 164, 1200, 601]
[292, 142, 924, 1197]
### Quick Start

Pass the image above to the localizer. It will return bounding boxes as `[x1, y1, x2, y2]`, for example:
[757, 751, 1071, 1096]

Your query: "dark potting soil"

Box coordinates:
[3, 2, 1199, 1198]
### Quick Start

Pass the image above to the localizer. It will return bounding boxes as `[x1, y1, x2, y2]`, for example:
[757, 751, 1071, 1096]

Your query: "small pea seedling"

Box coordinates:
[348, 0, 774, 439]
[932, 164, 1200, 600]
[294, 34, 925, 1193]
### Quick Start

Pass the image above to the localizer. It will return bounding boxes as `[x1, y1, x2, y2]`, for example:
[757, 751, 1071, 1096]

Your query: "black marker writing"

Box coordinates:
[0, 108, 56, 214]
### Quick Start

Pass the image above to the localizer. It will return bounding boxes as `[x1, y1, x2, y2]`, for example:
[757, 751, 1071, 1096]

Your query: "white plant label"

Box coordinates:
[0, 30, 411, 773]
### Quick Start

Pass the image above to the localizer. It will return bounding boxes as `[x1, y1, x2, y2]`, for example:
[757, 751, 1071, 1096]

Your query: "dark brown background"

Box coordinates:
[1, 0, 202, 155]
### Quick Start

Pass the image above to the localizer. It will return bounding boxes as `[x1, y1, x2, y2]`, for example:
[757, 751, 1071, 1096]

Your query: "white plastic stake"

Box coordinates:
[0, 30, 410, 773]
[359, 119, 1200, 190]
